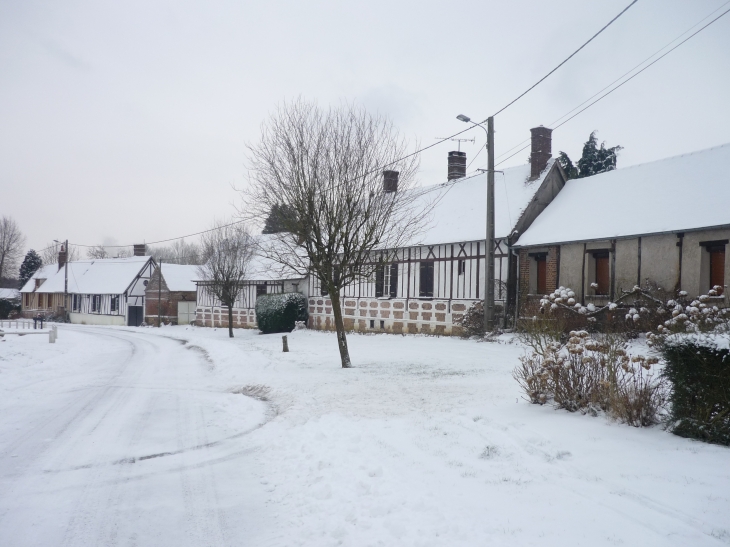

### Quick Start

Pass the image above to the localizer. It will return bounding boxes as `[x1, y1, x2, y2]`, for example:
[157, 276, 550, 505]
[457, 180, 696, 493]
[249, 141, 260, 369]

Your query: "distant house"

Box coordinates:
[20, 247, 155, 326]
[513, 143, 730, 308]
[307, 126, 567, 335]
[195, 235, 308, 328]
[145, 263, 198, 326]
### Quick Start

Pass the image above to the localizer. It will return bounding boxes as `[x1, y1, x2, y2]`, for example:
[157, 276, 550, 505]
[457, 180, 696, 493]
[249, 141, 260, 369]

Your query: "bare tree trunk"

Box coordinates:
[228, 305, 234, 338]
[329, 291, 351, 368]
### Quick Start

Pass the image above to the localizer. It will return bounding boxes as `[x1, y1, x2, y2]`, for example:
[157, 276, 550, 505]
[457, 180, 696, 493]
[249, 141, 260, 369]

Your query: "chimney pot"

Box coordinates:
[133, 244, 147, 257]
[383, 170, 399, 193]
[57, 245, 68, 271]
[447, 151, 467, 181]
[530, 126, 553, 179]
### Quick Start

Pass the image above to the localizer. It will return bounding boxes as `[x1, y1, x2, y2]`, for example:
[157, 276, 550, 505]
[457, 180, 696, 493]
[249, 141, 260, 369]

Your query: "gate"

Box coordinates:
[177, 301, 196, 325]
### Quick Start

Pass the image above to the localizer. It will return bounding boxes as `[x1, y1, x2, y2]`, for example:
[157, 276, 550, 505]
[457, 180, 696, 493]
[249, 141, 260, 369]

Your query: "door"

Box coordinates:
[178, 301, 197, 325]
[536, 257, 547, 295]
[595, 254, 610, 296]
[709, 246, 725, 295]
[127, 306, 144, 327]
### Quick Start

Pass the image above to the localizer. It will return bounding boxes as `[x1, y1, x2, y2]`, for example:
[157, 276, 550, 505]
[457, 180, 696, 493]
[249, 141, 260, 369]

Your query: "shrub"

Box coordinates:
[255, 292, 308, 334]
[457, 301, 483, 337]
[661, 337, 730, 446]
[513, 330, 666, 425]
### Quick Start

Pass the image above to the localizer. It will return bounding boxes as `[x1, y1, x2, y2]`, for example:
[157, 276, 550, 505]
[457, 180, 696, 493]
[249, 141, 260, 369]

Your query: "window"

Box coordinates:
[458, 259, 466, 276]
[376, 263, 398, 298]
[320, 278, 328, 296]
[111, 296, 119, 312]
[419, 261, 434, 297]
[709, 245, 725, 296]
[256, 284, 267, 297]
[73, 295, 80, 312]
[594, 251, 610, 296]
[369, 319, 375, 329]
[292, 283, 299, 293]
[92, 295, 100, 312]
[388, 263, 398, 298]
[380, 320, 385, 329]
[535, 256, 547, 295]
[24, 293, 29, 307]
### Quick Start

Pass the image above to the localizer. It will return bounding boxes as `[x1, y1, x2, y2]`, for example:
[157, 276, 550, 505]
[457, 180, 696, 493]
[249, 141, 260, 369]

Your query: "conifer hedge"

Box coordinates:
[662, 338, 730, 446]
[255, 292, 308, 334]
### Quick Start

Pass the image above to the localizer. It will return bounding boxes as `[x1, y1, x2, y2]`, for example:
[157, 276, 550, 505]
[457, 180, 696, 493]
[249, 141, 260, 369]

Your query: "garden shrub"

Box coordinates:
[513, 330, 666, 425]
[457, 301, 483, 337]
[661, 337, 730, 446]
[255, 292, 308, 334]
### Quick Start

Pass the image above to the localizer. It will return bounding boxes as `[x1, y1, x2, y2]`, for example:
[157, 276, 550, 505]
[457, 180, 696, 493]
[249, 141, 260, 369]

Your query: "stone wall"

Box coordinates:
[307, 296, 480, 336]
[194, 306, 259, 328]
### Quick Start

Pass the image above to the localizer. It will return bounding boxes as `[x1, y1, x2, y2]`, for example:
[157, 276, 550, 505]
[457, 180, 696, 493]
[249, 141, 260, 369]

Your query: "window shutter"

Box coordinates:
[710, 247, 725, 295]
[389, 263, 398, 298]
[419, 261, 434, 297]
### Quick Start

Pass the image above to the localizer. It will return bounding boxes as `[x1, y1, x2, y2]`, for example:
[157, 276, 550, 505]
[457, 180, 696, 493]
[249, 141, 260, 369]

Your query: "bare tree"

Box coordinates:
[41, 242, 79, 265]
[86, 245, 133, 259]
[0, 216, 25, 280]
[242, 99, 432, 368]
[148, 239, 202, 265]
[197, 221, 255, 338]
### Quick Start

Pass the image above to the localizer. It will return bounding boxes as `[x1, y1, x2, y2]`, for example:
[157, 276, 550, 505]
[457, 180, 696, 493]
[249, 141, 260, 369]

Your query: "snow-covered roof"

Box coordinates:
[0, 288, 20, 300]
[20, 257, 153, 294]
[516, 143, 730, 247]
[406, 160, 556, 246]
[159, 264, 198, 292]
[19, 264, 60, 293]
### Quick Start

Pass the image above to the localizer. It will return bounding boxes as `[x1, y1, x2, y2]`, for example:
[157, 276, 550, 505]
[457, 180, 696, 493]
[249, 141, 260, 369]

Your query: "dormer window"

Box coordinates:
[35, 278, 45, 289]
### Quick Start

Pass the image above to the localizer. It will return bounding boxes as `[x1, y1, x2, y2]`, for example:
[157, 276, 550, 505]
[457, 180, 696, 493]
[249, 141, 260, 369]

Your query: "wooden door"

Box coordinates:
[536, 258, 547, 295]
[595, 255, 609, 295]
[710, 247, 725, 295]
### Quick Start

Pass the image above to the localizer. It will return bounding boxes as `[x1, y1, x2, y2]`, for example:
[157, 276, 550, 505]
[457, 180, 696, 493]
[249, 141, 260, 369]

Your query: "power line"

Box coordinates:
[473, 3, 730, 171]
[485, 0, 639, 121]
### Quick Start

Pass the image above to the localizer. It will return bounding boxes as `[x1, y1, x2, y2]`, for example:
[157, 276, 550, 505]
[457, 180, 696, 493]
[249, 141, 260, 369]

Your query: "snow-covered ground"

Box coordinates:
[1, 325, 728, 546]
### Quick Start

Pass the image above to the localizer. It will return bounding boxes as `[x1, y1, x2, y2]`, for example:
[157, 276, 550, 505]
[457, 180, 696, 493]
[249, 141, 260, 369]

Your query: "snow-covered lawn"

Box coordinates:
[1, 325, 728, 546]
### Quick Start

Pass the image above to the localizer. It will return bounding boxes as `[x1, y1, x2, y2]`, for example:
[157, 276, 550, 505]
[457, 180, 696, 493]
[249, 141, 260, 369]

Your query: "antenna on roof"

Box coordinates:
[435, 137, 475, 152]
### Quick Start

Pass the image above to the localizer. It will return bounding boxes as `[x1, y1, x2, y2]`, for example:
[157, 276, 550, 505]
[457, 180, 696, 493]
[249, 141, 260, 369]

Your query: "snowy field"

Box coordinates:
[1, 325, 729, 546]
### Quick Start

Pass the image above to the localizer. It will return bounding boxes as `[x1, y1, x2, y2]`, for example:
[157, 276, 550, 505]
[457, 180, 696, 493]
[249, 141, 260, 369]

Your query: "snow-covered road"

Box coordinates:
[0, 327, 270, 546]
[1, 325, 729, 546]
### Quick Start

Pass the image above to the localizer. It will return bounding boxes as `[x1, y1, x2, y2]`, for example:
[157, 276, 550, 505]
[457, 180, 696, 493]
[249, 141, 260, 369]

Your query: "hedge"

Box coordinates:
[662, 337, 730, 446]
[255, 292, 308, 334]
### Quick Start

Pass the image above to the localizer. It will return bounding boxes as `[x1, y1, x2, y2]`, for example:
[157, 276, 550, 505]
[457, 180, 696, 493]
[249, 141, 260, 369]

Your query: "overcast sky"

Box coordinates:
[2, 0, 729, 256]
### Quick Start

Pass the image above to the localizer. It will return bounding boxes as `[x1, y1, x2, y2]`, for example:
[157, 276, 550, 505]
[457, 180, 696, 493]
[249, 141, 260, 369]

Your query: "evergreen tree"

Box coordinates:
[262, 204, 297, 234]
[19, 249, 43, 287]
[558, 131, 622, 180]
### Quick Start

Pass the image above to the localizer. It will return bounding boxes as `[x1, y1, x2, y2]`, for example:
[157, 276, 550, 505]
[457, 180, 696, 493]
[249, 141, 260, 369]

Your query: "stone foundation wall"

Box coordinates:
[307, 297, 480, 336]
[195, 306, 259, 329]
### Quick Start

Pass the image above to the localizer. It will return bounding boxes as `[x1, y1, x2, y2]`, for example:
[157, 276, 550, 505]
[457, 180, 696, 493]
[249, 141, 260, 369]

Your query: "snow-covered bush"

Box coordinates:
[513, 331, 665, 425]
[255, 292, 308, 334]
[456, 301, 483, 338]
[661, 337, 730, 446]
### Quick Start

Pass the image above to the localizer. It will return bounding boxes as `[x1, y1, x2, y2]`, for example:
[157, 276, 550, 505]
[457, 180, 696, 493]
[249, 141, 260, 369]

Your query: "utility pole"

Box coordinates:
[64, 239, 69, 320]
[157, 259, 162, 327]
[484, 117, 495, 333]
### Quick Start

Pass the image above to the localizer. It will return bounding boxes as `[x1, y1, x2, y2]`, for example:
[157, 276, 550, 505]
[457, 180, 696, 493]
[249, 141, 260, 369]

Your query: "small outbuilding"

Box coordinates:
[145, 264, 198, 326]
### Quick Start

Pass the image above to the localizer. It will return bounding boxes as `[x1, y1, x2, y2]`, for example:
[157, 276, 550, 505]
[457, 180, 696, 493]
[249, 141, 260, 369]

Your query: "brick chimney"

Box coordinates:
[383, 170, 399, 193]
[57, 245, 67, 271]
[447, 151, 466, 180]
[530, 126, 552, 180]
[133, 244, 147, 257]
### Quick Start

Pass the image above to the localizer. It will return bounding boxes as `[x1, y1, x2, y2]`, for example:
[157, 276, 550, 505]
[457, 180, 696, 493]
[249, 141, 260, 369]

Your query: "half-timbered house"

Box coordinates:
[307, 126, 567, 335]
[20, 248, 155, 326]
[514, 143, 730, 309]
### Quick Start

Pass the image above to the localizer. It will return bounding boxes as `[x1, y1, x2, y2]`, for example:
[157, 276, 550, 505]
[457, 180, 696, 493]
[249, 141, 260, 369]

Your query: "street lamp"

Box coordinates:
[457, 114, 495, 333]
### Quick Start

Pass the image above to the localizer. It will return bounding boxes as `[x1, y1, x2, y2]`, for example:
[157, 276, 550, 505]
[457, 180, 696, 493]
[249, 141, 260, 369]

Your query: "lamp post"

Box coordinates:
[456, 114, 494, 333]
